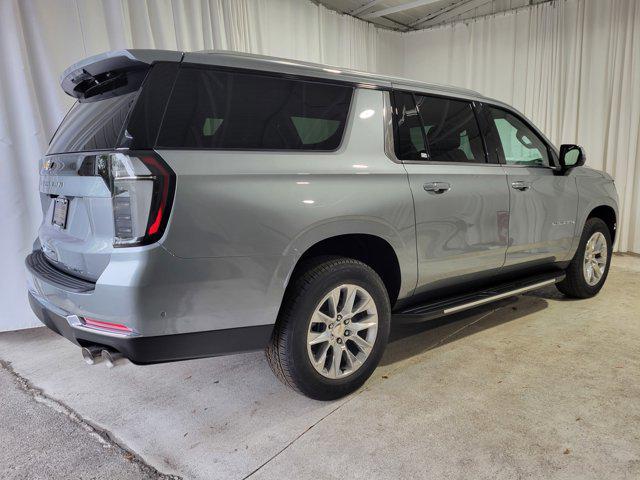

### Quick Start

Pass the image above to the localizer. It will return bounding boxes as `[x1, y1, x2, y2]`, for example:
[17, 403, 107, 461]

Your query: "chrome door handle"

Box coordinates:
[511, 180, 530, 191]
[423, 182, 451, 194]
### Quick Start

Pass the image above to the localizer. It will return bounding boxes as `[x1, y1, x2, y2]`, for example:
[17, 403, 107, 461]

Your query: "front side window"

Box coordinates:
[156, 67, 352, 150]
[488, 108, 549, 166]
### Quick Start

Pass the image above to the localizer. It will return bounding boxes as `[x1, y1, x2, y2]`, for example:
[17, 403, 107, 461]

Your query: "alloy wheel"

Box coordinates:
[583, 231, 608, 286]
[306, 284, 378, 379]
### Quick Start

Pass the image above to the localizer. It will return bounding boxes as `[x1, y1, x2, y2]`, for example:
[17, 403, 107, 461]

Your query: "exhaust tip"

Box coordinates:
[101, 349, 123, 368]
[81, 346, 102, 365]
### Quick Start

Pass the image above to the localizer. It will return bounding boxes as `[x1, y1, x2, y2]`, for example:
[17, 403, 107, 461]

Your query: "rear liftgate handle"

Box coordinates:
[423, 181, 451, 194]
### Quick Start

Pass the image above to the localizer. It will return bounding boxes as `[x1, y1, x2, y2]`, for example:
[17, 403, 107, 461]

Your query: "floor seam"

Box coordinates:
[241, 393, 361, 479]
[0, 358, 181, 480]
[241, 306, 503, 479]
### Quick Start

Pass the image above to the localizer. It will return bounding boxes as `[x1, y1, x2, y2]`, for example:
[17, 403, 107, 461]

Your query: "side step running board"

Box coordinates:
[394, 272, 565, 323]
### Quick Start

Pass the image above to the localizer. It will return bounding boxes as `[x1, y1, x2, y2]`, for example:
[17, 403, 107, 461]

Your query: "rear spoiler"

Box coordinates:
[60, 49, 183, 100]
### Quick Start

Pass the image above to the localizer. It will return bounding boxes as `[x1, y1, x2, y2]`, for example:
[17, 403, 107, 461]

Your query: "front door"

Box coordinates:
[392, 92, 509, 295]
[483, 106, 579, 267]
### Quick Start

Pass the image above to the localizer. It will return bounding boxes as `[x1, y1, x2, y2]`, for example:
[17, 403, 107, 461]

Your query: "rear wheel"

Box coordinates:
[266, 257, 390, 400]
[556, 217, 612, 298]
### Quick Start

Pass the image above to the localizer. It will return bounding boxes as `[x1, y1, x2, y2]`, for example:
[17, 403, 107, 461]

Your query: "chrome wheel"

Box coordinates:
[306, 284, 378, 379]
[583, 231, 608, 286]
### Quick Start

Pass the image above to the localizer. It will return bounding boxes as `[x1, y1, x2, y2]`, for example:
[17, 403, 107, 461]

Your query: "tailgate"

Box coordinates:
[38, 153, 114, 281]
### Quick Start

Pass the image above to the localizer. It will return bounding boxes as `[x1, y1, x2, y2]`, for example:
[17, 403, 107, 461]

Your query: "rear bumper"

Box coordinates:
[25, 244, 286, 336]
[28, 291, 273, 364]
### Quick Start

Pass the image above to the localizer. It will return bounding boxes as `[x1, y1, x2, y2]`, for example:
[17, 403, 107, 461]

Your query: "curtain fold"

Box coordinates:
[403, 0, 640, 253]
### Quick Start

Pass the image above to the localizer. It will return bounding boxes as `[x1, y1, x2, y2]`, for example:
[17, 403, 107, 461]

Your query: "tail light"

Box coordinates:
[81, 151, 175, 247]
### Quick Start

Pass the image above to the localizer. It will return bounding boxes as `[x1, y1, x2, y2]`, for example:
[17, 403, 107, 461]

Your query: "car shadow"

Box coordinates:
[380, 285, 561, 367]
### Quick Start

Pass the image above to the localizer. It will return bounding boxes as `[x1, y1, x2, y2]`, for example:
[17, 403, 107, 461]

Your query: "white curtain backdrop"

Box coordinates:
[404, 0, 640, 255]
[0, 0, 401, 331]
[0, 0, 638, 332]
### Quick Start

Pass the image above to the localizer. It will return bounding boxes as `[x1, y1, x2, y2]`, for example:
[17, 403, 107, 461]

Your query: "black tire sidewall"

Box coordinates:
[285, 262, 390, 399]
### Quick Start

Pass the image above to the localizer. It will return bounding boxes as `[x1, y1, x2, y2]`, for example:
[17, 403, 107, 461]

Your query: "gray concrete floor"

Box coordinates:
[0, 365, 171, 480]
[1, 255, 639, 480]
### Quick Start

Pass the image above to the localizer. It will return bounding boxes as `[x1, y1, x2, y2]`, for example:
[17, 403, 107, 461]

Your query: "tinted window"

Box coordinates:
[157, 68, 353, 150]
[393, 92, 427, 161]
[48, 92, 137, 154]
[121, 63, 179, 150]
[415, 95, 485, 163]
[488, 108, 549, 166]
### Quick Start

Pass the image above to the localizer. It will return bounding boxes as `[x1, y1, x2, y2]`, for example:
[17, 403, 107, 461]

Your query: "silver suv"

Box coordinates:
[26, 50, 618, 399]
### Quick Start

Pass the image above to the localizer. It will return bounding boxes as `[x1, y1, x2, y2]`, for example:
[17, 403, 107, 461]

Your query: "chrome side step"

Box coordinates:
[442, 278, 558, 314]
[395, 272, 565, 323]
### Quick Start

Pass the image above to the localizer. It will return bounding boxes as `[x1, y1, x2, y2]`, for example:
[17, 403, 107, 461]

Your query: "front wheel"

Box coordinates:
[266, 257, 391, 400]
[556, 217, 612, 298]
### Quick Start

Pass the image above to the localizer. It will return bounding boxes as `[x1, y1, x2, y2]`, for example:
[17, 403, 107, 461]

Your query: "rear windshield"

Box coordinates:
[48, 92, 137, 154]
[156, 67, 353, 151]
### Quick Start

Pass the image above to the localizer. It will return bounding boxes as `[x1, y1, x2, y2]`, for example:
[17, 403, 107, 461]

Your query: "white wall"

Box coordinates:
[403, 0, 640, 254]
[1, 0, 638, 332]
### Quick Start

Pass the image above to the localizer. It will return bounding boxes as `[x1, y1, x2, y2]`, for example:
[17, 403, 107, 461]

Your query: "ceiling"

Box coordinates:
[315, 0, 551, 31]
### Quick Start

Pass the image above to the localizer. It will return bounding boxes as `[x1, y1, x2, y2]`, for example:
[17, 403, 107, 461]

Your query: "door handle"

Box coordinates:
[423, 182, 451, 194]
[511, 180, 530, 191]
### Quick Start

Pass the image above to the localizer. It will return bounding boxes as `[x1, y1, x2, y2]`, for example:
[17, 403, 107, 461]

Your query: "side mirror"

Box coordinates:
[559, 144, 586, 173]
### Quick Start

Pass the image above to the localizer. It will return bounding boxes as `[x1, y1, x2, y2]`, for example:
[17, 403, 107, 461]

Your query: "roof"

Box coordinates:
[185, 52, 552, 149]
[187, 50, 486, 100]
[59, 49, 553, 148]
[60, 49, 487, 102]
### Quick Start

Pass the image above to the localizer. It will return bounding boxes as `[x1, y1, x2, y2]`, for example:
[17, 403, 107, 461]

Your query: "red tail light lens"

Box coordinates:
[87, 151, 175, 247]
[137, 153, 173, 239]
[79, 151, 175, 247]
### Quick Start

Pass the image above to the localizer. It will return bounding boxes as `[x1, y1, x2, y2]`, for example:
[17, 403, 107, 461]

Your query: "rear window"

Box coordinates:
[156, 67, 353, 151]
[48, 92, 137, 154]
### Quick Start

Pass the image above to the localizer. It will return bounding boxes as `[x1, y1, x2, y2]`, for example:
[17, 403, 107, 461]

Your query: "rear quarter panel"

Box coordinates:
[155, 89, 417, 330]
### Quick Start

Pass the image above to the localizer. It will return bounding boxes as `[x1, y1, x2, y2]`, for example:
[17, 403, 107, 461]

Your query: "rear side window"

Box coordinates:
[392, 92, 427, 161]
[156, 67, 353, 151]
[415, 95, 485, 163]
[393, 92, 485, 163]
[48, 92, 137, 154]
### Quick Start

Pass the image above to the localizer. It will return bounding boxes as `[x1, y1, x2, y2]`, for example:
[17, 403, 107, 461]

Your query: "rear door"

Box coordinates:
[481, 105, 579, 266]
[393, 92, 509, 294]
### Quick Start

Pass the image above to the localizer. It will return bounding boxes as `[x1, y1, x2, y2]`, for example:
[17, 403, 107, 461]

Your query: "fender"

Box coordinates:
[270, 216, 418, 307]
[567, 168, 619, 259]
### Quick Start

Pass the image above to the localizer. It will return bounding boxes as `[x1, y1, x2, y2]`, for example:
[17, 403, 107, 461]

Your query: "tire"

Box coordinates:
[556, 217, 612, 299]
[266, 256, 391, 400]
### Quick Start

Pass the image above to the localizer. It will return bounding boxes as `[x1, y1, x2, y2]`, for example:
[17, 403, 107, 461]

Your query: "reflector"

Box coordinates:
[83, 317, 133, 333]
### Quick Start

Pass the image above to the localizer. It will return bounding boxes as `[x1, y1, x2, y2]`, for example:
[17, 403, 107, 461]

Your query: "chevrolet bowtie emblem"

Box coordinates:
[44, 160, 56, 171]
